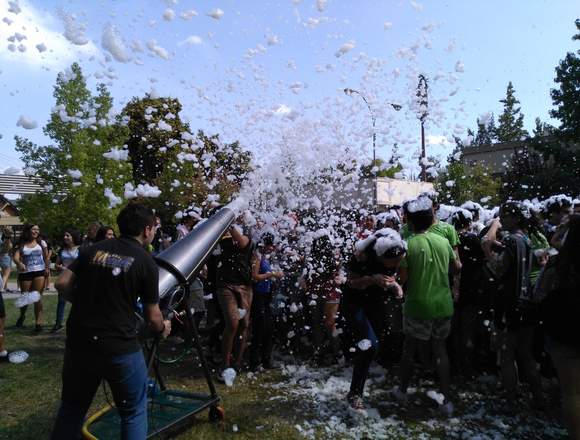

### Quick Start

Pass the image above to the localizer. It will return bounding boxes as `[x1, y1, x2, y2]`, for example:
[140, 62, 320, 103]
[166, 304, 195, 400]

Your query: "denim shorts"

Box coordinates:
[0, 254, 11, 269]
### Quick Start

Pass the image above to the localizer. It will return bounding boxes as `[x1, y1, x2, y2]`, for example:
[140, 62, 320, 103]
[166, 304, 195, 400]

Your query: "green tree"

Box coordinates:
[122, 95, 252, 224]
[501, 20, 580, 200]
[436, 161, 501, 206]
[550, 19, 580, 139]
[496, 81, 529, 142]
[360, 158, 402, 178]
[15, 63, 130, 240]
[532, 117, 556, 137]
[499, 141, 580, 200]
[474, 114, 496, 146]
[123, 95, 188, 184]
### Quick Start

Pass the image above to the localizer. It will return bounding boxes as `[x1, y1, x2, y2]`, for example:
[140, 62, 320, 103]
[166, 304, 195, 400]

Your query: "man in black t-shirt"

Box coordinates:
[51, 204, 171, 440]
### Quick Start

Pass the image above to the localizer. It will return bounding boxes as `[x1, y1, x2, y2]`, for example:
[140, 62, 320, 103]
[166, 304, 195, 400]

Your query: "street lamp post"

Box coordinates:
[416, 74, 429, 182]
[344, 88, 401, 209]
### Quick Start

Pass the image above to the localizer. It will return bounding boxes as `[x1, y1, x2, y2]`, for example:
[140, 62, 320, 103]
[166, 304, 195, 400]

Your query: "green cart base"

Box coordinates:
[82, 390, 224, 440]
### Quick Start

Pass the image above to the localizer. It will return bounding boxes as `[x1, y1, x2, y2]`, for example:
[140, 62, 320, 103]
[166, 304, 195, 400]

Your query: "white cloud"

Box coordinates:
[0, 0, 99, 69]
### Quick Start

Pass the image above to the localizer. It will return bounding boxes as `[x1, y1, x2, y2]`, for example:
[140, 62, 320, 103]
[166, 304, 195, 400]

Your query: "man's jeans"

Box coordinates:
[51, 348, 148, 440]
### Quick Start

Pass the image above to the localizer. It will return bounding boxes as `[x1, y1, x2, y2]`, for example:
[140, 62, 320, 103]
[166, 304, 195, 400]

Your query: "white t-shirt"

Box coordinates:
[60, 246, 79, 267]
[21, 243, 46, 273]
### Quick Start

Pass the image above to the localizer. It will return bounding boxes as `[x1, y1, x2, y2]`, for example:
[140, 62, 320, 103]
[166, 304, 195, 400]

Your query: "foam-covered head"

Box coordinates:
[450, 208, 473, 230]
[373, 228, 407, 258]
[355, 227, 406, 261]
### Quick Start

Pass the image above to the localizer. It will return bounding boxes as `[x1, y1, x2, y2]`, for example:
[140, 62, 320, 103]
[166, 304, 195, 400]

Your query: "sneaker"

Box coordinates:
[347, 393, 365, 411]
[438, 401, 454, 417]
[50, 324, 63, 334]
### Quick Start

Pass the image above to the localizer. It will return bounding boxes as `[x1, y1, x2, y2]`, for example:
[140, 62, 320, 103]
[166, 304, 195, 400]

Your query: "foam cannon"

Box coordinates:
[155, 204, 236, 300]
[84, 205, 238, 437]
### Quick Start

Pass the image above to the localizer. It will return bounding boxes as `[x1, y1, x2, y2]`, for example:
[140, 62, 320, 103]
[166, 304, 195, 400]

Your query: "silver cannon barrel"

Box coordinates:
[155, 205, 236, 299]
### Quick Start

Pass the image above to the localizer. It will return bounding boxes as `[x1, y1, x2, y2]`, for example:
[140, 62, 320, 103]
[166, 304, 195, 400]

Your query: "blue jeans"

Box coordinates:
[55, 293, 66, 325]
[342, 294, 387, 397]
[51, 348, 148, 440]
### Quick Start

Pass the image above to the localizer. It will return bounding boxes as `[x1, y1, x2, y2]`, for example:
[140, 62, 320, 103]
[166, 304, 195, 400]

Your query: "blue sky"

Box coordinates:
[0, 0, 578, 173]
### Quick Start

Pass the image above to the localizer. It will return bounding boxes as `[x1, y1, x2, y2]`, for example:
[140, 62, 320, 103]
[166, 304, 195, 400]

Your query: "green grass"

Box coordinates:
[2, 296, 566, 440]
[0, 295, 307, 440]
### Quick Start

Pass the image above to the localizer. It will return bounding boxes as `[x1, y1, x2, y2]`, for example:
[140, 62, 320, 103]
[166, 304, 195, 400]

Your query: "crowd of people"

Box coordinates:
[0, 192, 579, 439]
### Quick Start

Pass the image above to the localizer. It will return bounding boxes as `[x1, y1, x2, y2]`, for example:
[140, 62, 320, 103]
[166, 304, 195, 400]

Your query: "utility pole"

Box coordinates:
[417, 74, 429, 182]
[344, 88, 401, 208]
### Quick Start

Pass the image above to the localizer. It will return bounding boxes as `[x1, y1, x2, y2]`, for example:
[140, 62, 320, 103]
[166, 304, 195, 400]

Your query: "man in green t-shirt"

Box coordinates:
[394, 196, 461, 415]
[401, 192, 460, 248]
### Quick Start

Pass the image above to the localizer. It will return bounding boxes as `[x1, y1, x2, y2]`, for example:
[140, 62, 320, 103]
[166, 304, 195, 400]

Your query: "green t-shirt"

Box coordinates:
[400, 231, 455, 319]
[401, 220, 460, 248]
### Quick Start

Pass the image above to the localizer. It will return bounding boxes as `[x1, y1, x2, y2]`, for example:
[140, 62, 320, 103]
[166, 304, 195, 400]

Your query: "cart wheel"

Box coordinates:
[209, 405, 225, 422]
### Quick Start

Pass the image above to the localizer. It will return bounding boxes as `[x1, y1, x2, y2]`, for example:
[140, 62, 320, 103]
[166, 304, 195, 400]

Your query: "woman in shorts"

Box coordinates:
[13, 224, 50, 332]
[51, 229, 81, 333]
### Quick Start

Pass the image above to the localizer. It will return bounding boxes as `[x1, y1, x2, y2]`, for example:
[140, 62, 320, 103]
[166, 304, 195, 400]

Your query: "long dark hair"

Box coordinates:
[95, 226, 115, 242]
[63, 228, 81, 247]
[20, 224, 40, 245]
[557, 214, 580, 289]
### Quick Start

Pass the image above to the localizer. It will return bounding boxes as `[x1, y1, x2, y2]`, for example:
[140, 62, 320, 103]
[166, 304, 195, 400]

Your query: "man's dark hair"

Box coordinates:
[407, 209, 434, 233]
[117, 203, 155, 237]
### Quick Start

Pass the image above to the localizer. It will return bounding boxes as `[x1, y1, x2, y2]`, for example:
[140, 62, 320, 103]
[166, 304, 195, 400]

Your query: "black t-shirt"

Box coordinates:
[457, 231, 486, 304]
[66, 236, 159, 355]
[343, 253, 396, 303]
[215, 235, 255, 287]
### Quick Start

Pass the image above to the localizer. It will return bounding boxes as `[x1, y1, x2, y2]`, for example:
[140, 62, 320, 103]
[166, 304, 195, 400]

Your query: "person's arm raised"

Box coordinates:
[229, 225, 250, 249]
